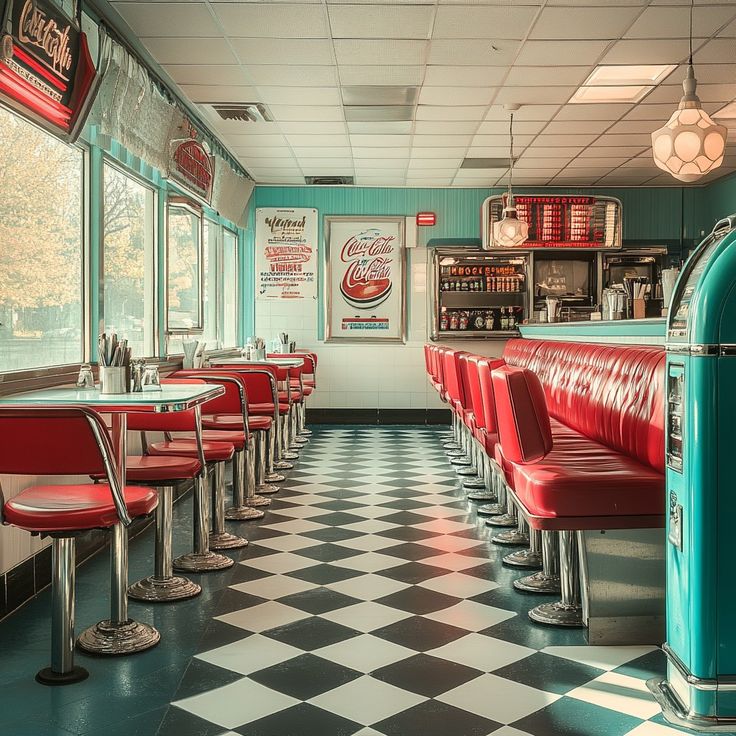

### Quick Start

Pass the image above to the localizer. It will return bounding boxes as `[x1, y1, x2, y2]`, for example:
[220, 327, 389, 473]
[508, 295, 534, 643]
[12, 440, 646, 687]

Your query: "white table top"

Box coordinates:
[209, 357, 304, 368]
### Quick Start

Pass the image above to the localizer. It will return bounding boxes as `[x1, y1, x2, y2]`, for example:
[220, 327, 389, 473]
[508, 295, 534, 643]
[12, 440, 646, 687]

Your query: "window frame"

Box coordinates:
[99, 156, 159, 358]
[221, 225, 240, 349]
[165, 195, 205, 336]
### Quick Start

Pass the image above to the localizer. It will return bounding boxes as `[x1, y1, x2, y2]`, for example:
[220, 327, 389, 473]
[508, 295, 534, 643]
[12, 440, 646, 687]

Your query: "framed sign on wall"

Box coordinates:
[325, 216, 406, 343]
[256, 207, 318, 300]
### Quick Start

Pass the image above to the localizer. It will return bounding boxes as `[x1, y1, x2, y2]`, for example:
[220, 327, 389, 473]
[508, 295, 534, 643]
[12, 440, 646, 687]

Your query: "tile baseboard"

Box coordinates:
[306, 408, 451, 425]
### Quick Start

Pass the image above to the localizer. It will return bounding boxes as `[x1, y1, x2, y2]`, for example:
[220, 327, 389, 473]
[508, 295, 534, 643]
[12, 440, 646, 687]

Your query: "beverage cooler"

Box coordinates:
[431, 248, 529, 340]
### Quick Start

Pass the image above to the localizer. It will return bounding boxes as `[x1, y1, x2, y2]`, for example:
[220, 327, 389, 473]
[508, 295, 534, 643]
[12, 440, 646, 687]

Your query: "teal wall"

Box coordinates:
[696, 172, 736, 236]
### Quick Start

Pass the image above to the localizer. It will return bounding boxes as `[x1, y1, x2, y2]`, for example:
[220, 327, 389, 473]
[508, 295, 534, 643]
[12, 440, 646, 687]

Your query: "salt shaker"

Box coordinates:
[131, 360, 145, 393]
[76, 363, 95, 389]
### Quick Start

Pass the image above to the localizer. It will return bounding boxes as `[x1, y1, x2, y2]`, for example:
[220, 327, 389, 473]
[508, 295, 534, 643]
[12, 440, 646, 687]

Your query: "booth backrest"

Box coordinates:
[502, 338, 665, 473]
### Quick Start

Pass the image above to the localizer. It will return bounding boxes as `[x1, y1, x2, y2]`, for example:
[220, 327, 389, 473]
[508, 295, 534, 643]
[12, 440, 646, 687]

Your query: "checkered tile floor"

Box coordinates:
[163, 426, 693, 736]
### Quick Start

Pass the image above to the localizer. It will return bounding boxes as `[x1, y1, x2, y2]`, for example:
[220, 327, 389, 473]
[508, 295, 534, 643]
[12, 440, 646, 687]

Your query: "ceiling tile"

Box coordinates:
[515, 40, 611, 66]
[257, 87, 341, 105]
[522, 146, 586, 157]
[625, 6, 736, 39]
[418, 87, 496, 105]
[530, 6, 640, 40]
[268, 105, 345, 121]
[514, 157, 572, 169]
[554, 103, 633, 120]
[356, 177, 407, 185]
[347, 121, 413, 134]
[352, 147, 411, 158]
[476, 119, 546, 135]
[601, 38, 699, 64]
[566, 157, 630, 168]
[416, 105, 487, 121]
[349, 134, 412, 147]
[433, 6, 538, 39]
[534, 133, 599, 147]
[542, 119, 613, 135]
[245, 66, 338, 86]
[338, 66, 424, 86]
[607, 120, 662, 134]
[256, 176, 306, 184]
[301, 167, 355, 176]
[578, 145, 648, 157]
[664, 63, 736, 86]
[594, 133, 654, 147]
[410, 147, 468, 158]
[278, 122, 347, 134]
[413, 121, 479, 134]
[222, 128, 283, 142]
[406, 178, 455, 186]
[412, 134, 473, 147]
[238, 157, 303, 168]
[691, 39, 736, 65]
[224, 134, 287, 147]
[142, 37, 238, 65]
[285, 134, 350, 147]
[470, 134, 535, 147]
[292, 147, 353, 157]
[466, 146, 512, 157]
[230, 38, 334, 66]
[428, 39, 521, 66]
[354, 159, 410, 168]
[112, 3, 221, 38]
[230, 146, 295, 158]
[494, 86, 575, 104]
[294, 158, 354, 167]
[485, 104, 558, 121]
[334, 40, 428, 66]
[329, 5, 435, 39]
[212, 3, 329, 38]
[166, 65, 251, 86]
[423, 66, 507, 87]
[181, 85, 259, 102]
[504, 66, 590, 87]
[408, 158, 464, 169]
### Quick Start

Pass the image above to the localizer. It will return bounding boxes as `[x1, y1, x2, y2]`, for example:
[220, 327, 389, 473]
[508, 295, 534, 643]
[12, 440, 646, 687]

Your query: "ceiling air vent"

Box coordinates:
[305, 176, 354, 186]
[210, 103, 273, 123]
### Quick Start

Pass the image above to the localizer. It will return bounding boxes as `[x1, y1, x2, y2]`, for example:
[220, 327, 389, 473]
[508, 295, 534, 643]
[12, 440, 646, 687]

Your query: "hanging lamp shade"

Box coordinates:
[492, 197, 529, 248]
[651, 65, 727, 183]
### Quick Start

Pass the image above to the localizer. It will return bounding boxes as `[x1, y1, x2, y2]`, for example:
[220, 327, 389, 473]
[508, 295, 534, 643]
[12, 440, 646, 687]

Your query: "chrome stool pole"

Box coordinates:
[462, 442, 486, 488]
[174, 471, 234, 573]
[255, 431, 279, 494]
[293, 402, 308, 446]
[493, 511, 530, 546]
[274, 414, 295, 469]
[265, 426, 285, 482]
[227, 437, 268, 518]
[37, 538, 88, 685]
[210, 462, 249, 549]
[514, 530, 561, 594]
[128, 485, 202, 602]
[504, 527, 543, 569]
[485, 483, 517, 528]
[468, 454, 498, 504]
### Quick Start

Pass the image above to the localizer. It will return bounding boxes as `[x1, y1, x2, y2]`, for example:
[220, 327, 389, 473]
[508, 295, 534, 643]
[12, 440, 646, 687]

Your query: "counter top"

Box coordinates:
[519, 318, 666, 345]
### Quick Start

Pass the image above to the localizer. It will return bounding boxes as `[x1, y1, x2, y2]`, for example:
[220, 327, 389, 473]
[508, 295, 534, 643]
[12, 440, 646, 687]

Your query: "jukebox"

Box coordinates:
[650, 214, 736, 730]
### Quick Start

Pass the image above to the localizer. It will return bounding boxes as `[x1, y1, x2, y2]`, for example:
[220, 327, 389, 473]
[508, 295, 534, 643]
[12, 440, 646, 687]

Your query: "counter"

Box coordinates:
[519, 318, 666, 346]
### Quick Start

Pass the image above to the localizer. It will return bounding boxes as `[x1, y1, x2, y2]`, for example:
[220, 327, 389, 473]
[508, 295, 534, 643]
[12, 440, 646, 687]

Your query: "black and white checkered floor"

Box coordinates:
[166, 426, 694, 736]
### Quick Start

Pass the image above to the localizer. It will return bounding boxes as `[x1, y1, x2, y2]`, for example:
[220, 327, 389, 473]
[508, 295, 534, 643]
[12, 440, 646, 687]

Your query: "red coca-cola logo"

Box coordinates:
[339, 230, 394, 309]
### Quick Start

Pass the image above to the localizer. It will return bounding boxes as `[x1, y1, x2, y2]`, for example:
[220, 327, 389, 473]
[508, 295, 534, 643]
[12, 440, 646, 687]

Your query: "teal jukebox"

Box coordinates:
[650, 214, 736, 730]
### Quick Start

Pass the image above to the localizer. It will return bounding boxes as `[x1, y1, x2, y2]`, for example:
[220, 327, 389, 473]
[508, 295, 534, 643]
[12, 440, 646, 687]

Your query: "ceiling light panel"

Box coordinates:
[230, 39, 334, 66]
[341, 86, 418, 106]
[111, 3, 220, 38]
[334, 40, 428, 66]
[433, 6, 537, 39]
[584, 64, 677, 86]
[343, 105, 414, 122]
[570, 85, 651, 104]
[211, 4, 329, 38]
[328, 6, 434, 39]
[529, 6, 640, 41]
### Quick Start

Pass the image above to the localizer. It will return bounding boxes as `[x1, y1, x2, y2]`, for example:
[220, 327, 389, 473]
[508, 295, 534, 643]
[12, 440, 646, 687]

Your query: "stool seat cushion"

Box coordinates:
[278, 390, 302, 402]
[149, 439, 234, 463]
[91, 455, 202, 483]
[249, 402, 290, 416]
[203, 414, 272, 432]
[201, 429, 247, 450]
[4, 483, 158, 532]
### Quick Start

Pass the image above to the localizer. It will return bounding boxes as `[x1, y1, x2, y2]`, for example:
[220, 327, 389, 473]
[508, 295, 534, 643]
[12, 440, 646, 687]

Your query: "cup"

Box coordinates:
[252, 347, 266, 361]
[545, 296, 560, 323]
[99, 366, 129, 395]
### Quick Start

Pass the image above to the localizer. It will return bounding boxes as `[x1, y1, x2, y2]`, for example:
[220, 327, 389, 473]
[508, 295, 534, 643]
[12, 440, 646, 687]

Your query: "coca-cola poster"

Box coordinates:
[256, 207, 318, 300]
[325, 216, 406, 343]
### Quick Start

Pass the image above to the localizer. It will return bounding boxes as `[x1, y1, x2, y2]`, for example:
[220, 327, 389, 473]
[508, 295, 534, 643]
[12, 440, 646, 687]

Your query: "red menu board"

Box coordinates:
[483, 194, 622, 250]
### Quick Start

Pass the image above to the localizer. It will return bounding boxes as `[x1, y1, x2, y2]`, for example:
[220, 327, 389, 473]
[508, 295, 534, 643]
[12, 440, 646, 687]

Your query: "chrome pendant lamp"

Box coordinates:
[651, 0, 727, 182]
[493, 106, 529, 248]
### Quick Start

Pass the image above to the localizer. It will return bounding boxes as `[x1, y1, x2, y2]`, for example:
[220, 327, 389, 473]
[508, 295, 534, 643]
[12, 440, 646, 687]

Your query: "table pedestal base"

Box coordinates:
[77, 618, 160, 655]
[36, 665, 89, 686]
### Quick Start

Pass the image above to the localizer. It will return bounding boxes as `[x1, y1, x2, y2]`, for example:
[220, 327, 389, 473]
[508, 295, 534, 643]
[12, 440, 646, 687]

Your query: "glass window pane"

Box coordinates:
[0, 108, 84, 372]
[167, 204, 202, 331]
[102, 164, 155, 357]
[223, 229, 238, 347]
[202, 220, 220, 348]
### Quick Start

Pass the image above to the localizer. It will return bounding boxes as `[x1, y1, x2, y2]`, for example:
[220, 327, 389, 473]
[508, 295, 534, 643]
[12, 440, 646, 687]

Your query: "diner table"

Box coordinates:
[209, 357, 304, 368]
[0, 383, 225, 656]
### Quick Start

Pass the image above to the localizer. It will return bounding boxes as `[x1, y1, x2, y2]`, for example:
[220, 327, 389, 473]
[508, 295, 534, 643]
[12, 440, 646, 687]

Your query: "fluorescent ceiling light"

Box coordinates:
[714, 101, 736, 119]
[570, 85, 651, 104]
[584, 65, 676, 87]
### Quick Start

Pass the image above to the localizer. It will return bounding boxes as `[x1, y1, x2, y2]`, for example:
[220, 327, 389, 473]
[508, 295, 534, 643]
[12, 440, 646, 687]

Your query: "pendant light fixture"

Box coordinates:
[492, 105, 529, 248]
[651, 0, 726, 182]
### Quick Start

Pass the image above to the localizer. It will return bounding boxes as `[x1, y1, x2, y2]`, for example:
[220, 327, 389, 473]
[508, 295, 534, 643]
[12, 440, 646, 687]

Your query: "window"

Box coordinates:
[223, 228, 239, 347]
[102, 163, 156, 357]
[167, 200, 203, 333]
[202, 219, 220, 349]
[0, 107, 84, 372]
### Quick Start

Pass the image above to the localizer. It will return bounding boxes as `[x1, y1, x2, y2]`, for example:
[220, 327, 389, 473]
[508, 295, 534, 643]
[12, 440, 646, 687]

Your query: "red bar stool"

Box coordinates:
[294, 351, 317, 438]
[0, 407, 158, 685]
[269, 353, 307, 448]
[267, 359, 301, 462]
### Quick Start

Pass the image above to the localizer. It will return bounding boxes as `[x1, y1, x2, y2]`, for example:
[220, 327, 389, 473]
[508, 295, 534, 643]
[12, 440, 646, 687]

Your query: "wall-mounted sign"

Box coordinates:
[482, 194, 622, 250]
[325, 216, 406, 343]
[256, 207, 318, 300]
[0, 0, 97, 138]
[417, 212, 436, 226]
[168, 120, 215, 203]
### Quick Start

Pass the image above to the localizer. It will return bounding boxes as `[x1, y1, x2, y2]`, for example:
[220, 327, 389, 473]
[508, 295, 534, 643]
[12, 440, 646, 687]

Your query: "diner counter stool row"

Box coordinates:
[425, 340, 667, 642]
[0, 351, 318, 686]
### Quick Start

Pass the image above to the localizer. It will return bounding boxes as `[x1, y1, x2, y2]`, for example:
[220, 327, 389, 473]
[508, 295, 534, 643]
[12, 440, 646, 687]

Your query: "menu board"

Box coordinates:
[483, 194, 622, 250]
[325, 216, 405, 343]
[256, 208, 318, 300]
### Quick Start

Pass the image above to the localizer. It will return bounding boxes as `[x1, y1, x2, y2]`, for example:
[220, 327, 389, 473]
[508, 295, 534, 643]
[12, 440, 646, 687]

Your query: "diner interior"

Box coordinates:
[3, 0, 736, 734]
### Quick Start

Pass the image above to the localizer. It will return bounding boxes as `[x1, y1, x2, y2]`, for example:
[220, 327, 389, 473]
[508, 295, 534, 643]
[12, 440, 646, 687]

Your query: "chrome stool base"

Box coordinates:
[455, 466, 478, 476]
[462, 477, 486, 490]
[77, 618, 161, 655]
[265, 471, 285, 483]
[173, 551, 234, 573]
[225, 505, 265, 520]
[248, 494, 271, 507]
[293, 436, 308, 446]
[282, 450, 299, 460]
[36, 665, 89, 686]
[467, 490, 496, 502]
[503, 548, 543, 569]
[446, 448, 466, 457]
[514, 571, 561, 595]
[450, 456, 472, 467]
[257, 483, 280, 494]
[485, 513, 517, 528]
[300, 428, 313, 436]
[475, 502, 504, 514]
[529, 601, 584, 628]
[492, 528, 529, 546]
[127, 575, 202, 603]
[209, 531, 249, 550]
[274, 460, 294, 470]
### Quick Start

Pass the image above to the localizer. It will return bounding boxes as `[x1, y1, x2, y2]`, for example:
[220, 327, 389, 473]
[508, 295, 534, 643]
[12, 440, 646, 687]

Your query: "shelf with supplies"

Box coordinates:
[440, 292, 525, 307]
[436, 329, 521, 340]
